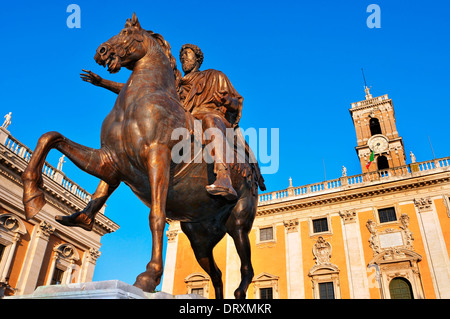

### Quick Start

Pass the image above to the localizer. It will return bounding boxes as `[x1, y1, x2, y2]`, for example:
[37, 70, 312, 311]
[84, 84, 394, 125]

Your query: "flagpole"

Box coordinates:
[428, 136, 436, 160]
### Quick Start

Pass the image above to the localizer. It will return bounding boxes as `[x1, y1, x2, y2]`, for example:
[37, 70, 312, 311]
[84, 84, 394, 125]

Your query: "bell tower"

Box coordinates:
[349, 86, 406, 174]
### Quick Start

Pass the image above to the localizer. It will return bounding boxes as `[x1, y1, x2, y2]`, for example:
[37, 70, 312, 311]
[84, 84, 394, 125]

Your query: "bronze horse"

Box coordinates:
[21, 14, 265, 299]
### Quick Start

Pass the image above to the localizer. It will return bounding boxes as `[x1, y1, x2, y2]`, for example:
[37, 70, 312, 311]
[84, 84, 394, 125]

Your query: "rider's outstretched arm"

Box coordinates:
[80, 69, 125, 94]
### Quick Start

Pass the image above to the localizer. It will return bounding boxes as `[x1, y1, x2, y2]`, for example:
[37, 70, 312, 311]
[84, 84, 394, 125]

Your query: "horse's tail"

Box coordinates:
[252, 161, 266, 192]
[232, 127, 266, 193]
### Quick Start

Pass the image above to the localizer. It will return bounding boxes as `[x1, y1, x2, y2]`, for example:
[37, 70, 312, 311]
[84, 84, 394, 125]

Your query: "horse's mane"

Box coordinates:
[146, 30, 182, 87]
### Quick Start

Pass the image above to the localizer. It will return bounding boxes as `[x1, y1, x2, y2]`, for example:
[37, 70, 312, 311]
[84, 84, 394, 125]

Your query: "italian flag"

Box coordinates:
[366, 150, 374, 169]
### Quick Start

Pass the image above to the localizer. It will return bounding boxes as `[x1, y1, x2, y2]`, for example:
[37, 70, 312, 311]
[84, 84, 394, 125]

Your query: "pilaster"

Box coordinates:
[414, 197, 450, 298]
[339, 210, 370, 298]
[161, 228, 179, 294]
[283, 219, 304, 298]
[15, 221, 55, 295]
[78, 248, 101, 283]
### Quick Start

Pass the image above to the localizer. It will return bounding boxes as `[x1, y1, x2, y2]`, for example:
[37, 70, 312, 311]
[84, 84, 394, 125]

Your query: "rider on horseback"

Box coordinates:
[178, 43, 241, 200]
[81, 43, 242, 201]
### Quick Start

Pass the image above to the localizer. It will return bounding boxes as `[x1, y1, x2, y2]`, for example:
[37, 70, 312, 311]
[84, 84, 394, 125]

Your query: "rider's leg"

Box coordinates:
[202, 114, 237, 200]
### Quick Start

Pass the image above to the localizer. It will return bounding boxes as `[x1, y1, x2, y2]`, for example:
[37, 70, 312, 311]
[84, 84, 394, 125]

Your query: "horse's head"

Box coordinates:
[94, 13, 148, 73]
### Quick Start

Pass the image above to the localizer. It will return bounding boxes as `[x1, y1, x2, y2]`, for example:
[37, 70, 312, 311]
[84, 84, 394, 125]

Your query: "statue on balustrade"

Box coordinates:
[2, 112, 12, 129]
[21, 13, 265, 299]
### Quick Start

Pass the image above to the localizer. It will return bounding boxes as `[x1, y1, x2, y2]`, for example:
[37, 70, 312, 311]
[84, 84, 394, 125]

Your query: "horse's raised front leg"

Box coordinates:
[22, 131, 120, 220]
[55, 180, 118, 231]
[133, 144, 171, 293]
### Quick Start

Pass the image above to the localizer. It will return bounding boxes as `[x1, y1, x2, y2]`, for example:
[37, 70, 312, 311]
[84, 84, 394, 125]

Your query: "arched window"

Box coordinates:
[377, 155, 389, 170]
[369, 118, 382, 136]
[389, 277, 414, 299]
[184, 273, 210, 298]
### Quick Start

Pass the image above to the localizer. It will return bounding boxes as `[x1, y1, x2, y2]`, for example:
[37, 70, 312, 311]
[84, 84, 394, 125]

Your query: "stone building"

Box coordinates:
[0, 124, 119, 297]
[162, 88, 450, 299]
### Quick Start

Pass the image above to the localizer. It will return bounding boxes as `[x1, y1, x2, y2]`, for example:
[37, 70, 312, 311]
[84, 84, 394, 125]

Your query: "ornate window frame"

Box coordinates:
[366, 212, 424, 299]
[46, 243, 80, 285]
[368, 249, 424, 299]
[308, 236, 341, 299]
[184, 273, 210, 298]
[0, 213, 26, 285]
[252, 272, 279, 299]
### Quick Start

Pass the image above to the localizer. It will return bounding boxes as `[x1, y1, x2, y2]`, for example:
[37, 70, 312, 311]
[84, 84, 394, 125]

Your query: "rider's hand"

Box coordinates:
[80, 69, 103, 86]
[213, 90, 231, 107]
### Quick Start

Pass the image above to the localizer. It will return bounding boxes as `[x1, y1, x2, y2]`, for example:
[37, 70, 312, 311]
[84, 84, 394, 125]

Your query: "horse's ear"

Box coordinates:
[131, 12, 142, 29]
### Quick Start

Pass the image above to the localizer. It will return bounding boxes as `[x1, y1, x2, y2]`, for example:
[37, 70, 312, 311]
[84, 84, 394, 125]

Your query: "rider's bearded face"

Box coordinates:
[181, 48, 198, 74]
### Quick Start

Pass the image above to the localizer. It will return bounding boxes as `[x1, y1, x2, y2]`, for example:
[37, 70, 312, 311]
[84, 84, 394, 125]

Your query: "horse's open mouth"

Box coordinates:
[95, 52, 121, 74]
[105, 54, 121, 74]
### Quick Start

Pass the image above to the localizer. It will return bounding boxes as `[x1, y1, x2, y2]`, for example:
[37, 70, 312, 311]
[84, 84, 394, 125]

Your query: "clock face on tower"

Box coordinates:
[368, 134, 389, 154]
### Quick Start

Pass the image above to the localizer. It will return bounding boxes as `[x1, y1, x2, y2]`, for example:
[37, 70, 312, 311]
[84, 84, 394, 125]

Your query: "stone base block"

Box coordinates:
[4, 280, 206, 299]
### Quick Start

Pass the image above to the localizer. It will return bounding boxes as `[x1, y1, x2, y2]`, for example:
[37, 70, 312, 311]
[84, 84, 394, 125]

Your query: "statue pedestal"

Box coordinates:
[4, 280, 206, 299]
[0, 127, 9, 145]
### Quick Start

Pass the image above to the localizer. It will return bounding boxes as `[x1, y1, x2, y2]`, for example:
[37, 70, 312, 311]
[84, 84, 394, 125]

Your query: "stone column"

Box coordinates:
[414, 197, 450, 298]
[78, 248, 101, 283]
[63, 261, 76, 284]
[161, 230, 179, 294]
[45, 254, 58, 285]
[339, 210, 370, 299]
[15, 221, 54, 295]
[283, 219, 304, 298]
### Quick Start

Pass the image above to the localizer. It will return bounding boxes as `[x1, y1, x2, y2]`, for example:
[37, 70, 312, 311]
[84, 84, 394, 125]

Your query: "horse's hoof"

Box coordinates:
[133, 272, 157, 293]
[234, 288, 246, 299]
[22, 185, 46, 220]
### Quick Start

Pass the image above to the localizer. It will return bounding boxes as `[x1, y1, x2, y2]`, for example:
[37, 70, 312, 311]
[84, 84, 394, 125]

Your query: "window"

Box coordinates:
[0, 244, 5, 261]
[313, 218, 328, 233]
[185, 273, 210, 298]
[369, 118, 382, 136]
[377, 155, 389, 170]
[51, 268, 65, 285]
[252, 273, 279, 299]
[260, 227, 273, 241]
[260, 287, 273, 299]
[191, 288, 204, 296]
[389, 278, 413, 299]
[319, 282, 335, 299]
[378, 207, 397, 223]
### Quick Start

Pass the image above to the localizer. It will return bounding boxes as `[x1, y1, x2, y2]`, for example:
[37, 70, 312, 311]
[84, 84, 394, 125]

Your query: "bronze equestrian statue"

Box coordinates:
[21, 13, 265, 299]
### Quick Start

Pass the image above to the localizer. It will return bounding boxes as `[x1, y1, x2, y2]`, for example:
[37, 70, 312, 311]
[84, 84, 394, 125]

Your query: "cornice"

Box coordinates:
[257, 171, 450, 217]
[349, 95, 393, 113]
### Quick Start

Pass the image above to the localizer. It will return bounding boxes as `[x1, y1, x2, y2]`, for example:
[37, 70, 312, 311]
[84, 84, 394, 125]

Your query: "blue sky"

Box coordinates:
[2, 1, 449, 290]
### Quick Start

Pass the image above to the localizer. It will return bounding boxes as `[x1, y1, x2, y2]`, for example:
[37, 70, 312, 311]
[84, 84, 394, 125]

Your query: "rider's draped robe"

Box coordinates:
[177, 69, 265, 192]
[178, 69, 243, 127]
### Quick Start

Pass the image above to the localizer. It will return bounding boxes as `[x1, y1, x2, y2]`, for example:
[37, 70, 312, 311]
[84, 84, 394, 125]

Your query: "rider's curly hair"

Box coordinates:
[180, 44, 204, 67]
